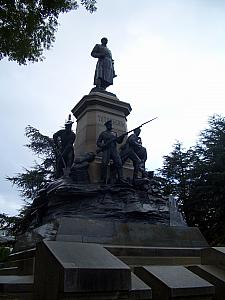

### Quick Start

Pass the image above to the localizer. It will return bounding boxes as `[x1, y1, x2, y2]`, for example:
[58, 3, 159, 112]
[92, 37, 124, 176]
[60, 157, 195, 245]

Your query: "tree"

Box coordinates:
[7, 125, 57, 203]
[185, 115, 225, 245]
[159, 115, 225, 245]
[3, 125, 56, 235]
[0, 0, 97, 64]
[158, 141, 194, 206]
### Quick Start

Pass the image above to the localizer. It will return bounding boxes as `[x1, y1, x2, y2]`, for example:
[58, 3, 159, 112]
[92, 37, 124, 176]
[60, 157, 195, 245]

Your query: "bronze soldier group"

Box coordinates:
[96, 120, 148, 184]
[53, 37, 152, 183]
[53, 116, 148, 184]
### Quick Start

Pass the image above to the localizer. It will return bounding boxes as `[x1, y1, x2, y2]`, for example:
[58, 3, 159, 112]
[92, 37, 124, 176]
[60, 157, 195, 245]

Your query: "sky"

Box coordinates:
[1, 0, 225, 215]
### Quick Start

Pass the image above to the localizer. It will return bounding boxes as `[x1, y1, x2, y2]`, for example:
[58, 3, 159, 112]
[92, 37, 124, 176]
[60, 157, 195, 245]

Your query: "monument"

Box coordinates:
[0, 38, 218, 300]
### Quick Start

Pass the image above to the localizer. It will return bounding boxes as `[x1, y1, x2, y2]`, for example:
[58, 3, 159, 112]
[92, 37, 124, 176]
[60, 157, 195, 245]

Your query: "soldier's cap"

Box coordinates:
[104, 120, 112, 126]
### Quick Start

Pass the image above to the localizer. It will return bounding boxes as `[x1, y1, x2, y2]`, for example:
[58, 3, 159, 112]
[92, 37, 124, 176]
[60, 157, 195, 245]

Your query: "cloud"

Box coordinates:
[0, 193, 23, 216]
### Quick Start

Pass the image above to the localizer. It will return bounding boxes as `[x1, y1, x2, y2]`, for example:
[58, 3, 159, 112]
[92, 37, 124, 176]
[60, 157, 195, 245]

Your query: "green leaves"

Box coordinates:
[0, 0, 97, 64]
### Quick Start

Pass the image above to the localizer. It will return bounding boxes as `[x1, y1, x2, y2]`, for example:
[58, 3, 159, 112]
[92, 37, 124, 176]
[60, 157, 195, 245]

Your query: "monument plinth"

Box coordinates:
[72, 91, 133, 182]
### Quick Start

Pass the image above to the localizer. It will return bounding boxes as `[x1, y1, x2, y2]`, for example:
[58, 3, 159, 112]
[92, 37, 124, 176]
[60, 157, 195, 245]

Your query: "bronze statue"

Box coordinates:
[53, 116, 76, 178]
[96, 120, 125, 183]
[91, 37, 117, 90]
[120, 127, 147, 181]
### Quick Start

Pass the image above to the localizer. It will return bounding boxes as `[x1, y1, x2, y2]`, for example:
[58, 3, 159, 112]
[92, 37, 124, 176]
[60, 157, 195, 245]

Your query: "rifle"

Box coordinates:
[96, 117, 158, 154]
[125, 117, 158, 135]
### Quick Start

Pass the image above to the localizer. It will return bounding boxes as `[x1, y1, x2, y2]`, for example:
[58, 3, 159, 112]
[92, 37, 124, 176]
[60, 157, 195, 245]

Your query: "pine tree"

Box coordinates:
[159, 115, 225, 245]
[2, 125, 56, 235]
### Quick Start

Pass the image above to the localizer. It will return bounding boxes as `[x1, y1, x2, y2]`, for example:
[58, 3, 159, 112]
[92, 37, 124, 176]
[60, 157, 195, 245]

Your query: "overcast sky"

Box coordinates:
[1, 0, 225, 215]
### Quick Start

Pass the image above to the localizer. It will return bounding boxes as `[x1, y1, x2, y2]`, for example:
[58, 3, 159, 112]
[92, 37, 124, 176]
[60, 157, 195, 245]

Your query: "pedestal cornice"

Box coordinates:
[72, 92, 132, 120]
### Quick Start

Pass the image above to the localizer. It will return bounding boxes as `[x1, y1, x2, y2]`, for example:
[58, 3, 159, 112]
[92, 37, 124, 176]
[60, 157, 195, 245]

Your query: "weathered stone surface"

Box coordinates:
[45, 182, 169, 224]
[0, 275, 33, 293]
[130, 273, 152, 299]
[134, 266, 215, 300]
[55, 218, 207, 248]
[187, 265, 225, 300]
[34, 240, 131, 299]
[169, 195, 187, 226]
[106, 245, 202, 266]
[14, 216, 208, 252]
[18, 178, 171, 235]
[201, 247, 225, 270]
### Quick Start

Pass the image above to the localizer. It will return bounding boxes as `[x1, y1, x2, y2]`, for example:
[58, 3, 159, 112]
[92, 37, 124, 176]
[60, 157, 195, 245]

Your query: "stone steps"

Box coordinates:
[105, 245, 202, 257]
[187, 265, 225, 300]
[0, 275, 33, 296]
[201, 247, 225, 270]
[8, 248, 36, 261]
[105, 245, 202, 267]
[58, 273, 152, 300]
[2, 243, 225, 299]
[119, 255, 201, 266]
[0, 257, 34, 276]
[134, 265, 215, 300]
[0, 266, 19, 276]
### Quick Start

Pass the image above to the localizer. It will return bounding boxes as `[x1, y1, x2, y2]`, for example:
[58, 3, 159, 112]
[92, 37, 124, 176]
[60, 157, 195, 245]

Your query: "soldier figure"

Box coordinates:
[53, 116, 76, 178]
[91, 37, 117, 90]
[120, 127, 147, 180]
[97, 120, 125, 183]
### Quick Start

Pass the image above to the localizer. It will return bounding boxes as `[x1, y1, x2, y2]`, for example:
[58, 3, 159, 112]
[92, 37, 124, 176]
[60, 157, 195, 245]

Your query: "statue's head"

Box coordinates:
[101, 37, 108, 46]
[134, 127, 141, 136]
[104, 119, 112, 130]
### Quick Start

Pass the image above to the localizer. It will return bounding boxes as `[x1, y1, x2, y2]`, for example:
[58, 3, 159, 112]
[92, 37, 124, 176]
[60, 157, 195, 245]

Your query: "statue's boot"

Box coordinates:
[101, 165, 108, 184]
[133, 163, 140, 183]
[117, 168, 127, 184]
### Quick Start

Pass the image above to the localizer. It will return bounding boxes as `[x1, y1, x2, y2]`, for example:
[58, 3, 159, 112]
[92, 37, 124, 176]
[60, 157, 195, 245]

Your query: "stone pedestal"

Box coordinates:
[71, 91, 133, 182]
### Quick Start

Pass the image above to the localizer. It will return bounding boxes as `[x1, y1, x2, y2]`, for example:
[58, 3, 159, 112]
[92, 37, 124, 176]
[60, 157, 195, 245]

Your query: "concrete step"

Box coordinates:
[105, 245, 202, 267]
[187, 265, 225, 300]
[130, 273, 152, 299]
[119, 255, 201, 266]
[59, 273, 152, 300]
[34, 241, 131, 299]
[0, 292, 32, 299]
[134, 265, 215, 300]
[8, 248, 35, 261]
[201, 247, 225, 270]
[0, 267, 19, 276]
[2, 258, 34, 275]
[105, 245, 202, 257]
[0, 275, 33, 293]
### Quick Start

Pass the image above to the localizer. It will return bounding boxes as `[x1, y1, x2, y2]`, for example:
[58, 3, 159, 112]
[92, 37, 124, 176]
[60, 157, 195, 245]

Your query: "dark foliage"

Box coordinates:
[7, 125, 56, 202]
[5, 125, 57, 234]
[0, 0, 97, 64]
[0, 213, 19, 235]
[159, 115, 225, 245]
[0, 247, 10, 262]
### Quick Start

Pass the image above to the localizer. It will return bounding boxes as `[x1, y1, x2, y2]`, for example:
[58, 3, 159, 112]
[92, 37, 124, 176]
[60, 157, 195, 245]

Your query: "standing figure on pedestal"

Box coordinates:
[97, 120, 125, 183]
[91, 37, 117, 90]
[53, 116, 76, 178]
[120, 127, 147, 181]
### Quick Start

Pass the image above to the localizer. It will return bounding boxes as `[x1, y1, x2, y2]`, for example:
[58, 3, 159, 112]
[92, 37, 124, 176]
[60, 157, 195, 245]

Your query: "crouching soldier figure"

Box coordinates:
[120, 127, 147, 181]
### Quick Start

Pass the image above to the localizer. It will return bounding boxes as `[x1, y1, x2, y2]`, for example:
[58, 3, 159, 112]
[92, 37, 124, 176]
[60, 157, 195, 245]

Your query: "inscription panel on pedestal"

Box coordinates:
[97, 114, 126, 130]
